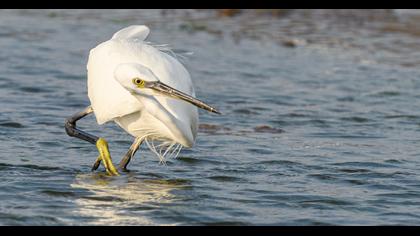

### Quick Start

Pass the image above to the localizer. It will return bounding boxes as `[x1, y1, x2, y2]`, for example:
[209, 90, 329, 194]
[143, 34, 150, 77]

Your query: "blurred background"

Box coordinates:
[1, 9, 420, 225]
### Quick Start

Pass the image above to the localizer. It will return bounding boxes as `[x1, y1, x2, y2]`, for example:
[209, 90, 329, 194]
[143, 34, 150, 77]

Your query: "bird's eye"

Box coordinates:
[132, 78, 145, 88]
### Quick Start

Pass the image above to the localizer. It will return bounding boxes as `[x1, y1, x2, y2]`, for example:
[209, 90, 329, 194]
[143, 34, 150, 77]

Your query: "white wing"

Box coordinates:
[87, 25, 197, 138]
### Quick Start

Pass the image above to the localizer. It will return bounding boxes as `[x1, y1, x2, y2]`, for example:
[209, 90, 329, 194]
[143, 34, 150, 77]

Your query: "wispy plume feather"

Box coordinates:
[145, 41, 194, 64]
[144, 136, 182, 165]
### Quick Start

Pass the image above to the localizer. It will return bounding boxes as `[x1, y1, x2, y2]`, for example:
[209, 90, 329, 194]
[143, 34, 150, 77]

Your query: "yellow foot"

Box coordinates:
[95, 138, 119, 176]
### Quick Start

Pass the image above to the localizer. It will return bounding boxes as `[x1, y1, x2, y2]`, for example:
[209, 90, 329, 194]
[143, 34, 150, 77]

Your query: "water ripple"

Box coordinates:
[1, 9, 420, 225]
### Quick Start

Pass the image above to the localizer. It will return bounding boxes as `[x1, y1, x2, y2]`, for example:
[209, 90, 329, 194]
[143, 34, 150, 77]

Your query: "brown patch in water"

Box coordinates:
[199, 123, 231, 134]
[253, 125, 285, 134]
[217, 9, 242, 17]
[200, 124, 285, 135]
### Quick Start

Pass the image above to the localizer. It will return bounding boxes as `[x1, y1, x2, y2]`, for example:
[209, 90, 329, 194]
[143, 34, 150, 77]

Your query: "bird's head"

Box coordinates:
[114, 63, 158, 95]
[114, 63, 221, 114]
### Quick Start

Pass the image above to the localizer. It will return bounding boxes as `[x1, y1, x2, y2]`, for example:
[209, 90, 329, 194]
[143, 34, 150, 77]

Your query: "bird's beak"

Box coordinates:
[144, 81, 221, 114]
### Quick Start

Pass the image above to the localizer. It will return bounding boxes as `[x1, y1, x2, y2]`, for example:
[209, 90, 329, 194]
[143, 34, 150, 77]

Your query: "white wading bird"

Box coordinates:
[65, 25, 220, 175]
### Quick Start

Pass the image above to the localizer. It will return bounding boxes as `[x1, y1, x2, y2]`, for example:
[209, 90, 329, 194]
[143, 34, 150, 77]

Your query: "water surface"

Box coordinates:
[1, 9, 420, 225]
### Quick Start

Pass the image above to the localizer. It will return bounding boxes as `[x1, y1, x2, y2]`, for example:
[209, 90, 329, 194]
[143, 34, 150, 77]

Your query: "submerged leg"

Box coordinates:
[65, 106, 119, 176]
[118, 137, 144, 171]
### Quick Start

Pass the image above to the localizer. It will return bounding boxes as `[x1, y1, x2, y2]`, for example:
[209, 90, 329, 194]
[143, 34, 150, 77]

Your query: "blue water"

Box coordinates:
[1, 9, 420, 225]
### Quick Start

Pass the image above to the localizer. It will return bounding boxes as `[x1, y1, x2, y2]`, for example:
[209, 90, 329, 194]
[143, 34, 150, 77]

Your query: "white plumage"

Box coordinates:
[87, 25, 198, 161]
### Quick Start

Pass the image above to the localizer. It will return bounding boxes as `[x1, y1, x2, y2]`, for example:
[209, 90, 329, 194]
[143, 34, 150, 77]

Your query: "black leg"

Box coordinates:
[65, 106, 119, 176]
[65, 106, 98, 144]
[118, 137, 144, 171]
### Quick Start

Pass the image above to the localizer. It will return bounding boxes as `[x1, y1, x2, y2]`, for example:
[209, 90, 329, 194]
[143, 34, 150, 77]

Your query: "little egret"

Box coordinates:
[65, 25, 220, 176]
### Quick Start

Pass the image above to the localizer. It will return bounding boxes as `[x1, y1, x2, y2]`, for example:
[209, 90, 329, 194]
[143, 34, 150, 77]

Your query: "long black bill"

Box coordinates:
[145, 81, 221, 115]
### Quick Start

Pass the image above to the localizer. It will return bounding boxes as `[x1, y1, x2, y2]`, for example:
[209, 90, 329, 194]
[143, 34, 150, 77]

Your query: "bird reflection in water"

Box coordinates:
[70, 173, 189, 225]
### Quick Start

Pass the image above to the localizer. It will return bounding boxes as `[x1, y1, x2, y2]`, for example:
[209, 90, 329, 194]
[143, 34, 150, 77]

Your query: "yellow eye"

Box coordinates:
[132, 78, 145, 88]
